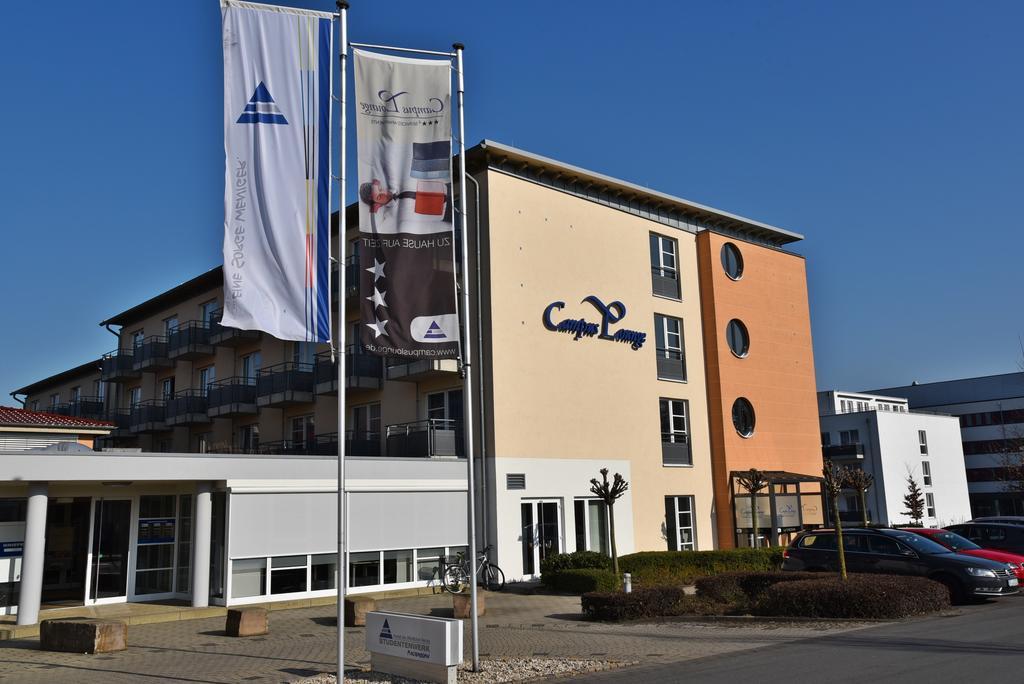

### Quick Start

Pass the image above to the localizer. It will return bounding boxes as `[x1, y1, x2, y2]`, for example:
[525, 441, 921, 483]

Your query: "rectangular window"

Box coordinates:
[574, 499, 609, 555]
[241, 352, 262, 383]
[383, 550, 414, 584]
[349, 551, 380, 587]
[649, 233, 680, 299]
[664, 496, 696, 551]
[840, 430, 860, 446]
[161, 377, 175, 401]
[659, 398, 691, 466]
[238, 424, 260, 453]
[70, 387, 81, 402]
[132, 330, 145, 348]
[129, 387, 142, 409]
[195, 432, 212, 454]
[352, 403, 381, 437]
[29, 400, 38, 411]
[290, 414, 315, 449]
[94, 380, 106, 401]
[49, 393, 60, 408]
[416, 548, 443, 582]
[164, 316, 179, 335]
[135, 495, 177, 596]
[919, 430, 928, 455]
[199, 366, 216, 394]
[311, 553, 337, 591]
[231, 558, 266, 598]
[292, 342, 315, 367]
[175, 494, 192, 593]
[270, 555, 308, 595]
[821, 432, 832, 447]
[200, 299, 219, 325]
[922, 461, 932, 486]
[426, 389, 463, 426]
[926, 493, 935, 518]
[654, 314, 686, 381]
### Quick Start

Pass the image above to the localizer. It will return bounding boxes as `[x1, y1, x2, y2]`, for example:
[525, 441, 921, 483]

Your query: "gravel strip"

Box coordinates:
[297, 657, 635, 683]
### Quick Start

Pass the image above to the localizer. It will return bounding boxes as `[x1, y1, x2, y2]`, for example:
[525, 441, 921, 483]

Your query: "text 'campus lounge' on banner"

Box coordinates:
[221, 0, 334, 343]
[354, 49, 460, 359]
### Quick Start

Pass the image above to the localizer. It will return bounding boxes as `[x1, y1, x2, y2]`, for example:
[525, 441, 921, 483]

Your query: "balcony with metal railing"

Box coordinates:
[385, 419, 463, 459]
[651, 266, 680, 299]
[206, 376, 258, 417]
[129, 400, 166, 433]
[207, 309, 261, 346]
[256, 362, 314, 407]
[105, 409, 132, 437]
[822, 443, 865, 460]
[314, 349, 384, 395]
[132, 336, 174, 372]
[655, 348, 686, 382]
[385, 357, 459, 383]
[164, 389, 211, 426]
[167, 321, 213, 360]
[101, 349, 140, 382]
[55, 397, 106, 421]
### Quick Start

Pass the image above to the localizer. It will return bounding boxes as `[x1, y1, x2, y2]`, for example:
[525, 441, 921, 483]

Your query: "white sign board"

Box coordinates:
[775, 494, 802, 528]
[734, 495, 772, 528]
[365, 611, 462, 666]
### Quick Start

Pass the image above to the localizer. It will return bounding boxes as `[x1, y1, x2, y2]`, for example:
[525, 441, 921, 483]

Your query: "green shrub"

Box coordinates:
[546, 568, 621, 594]
[753, 574, 950, 619]
[540, 551, 613, 586]
[619, 548, 785, 586]
[581, 586, 687, 621]
[695, 571, 820, 605]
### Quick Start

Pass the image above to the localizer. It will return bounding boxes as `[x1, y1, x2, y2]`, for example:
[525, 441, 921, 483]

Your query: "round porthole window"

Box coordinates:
[721, 242, 744, 280]
[726, 319, 750, 358]
[732, 397, 755, 438]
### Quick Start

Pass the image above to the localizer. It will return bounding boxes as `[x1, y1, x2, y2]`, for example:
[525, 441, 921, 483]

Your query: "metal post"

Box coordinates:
[336, 2, 349, 681]
[453, 42, 480, 672]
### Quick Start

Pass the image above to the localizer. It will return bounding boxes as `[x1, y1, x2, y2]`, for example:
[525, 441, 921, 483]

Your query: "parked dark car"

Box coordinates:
[782, 527, 1019, 602]
[971, 516, 1024, 526]
[947, 522, 1024, 555]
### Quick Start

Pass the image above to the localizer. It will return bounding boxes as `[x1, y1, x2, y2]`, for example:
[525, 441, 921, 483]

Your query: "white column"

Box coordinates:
[16, 483, 48, 626]
[191, 481, 212, 608]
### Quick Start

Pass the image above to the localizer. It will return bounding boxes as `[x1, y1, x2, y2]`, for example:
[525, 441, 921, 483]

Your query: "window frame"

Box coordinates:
[665, 495, 696, 551]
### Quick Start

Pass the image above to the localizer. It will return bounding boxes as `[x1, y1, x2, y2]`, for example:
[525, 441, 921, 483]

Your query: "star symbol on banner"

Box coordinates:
[367, 318, 389, 339]
[367, 287, 387, 309]
[366, 258, 385, 281]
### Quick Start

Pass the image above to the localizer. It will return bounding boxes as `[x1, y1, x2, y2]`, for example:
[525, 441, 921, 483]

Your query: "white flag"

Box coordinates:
[221, 0, 334, 342]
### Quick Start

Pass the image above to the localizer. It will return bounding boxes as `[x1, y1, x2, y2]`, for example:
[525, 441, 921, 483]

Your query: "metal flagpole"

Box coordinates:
[336, 2, 349, 681]
[453, 41, 480, 672]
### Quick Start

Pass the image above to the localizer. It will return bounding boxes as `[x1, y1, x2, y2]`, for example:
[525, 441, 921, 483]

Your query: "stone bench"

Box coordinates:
[39, 618, 127, 654]
[345, 596, 377, 626]
[225, 607, 268, 637]
[452, 591, 485, 618]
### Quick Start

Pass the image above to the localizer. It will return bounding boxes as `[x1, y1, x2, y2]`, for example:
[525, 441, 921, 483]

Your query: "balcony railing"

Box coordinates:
[167, 321, 213, 360]
[651, 266, 680, 299]
[256, 362, 315, 407]
[385, 419, 463, 459]
[206, 376, 258, 417]
[55, 397, 106, 421]
[823, 443, 865, 459]
[661, 433, 692, 466]
[314, 349, 384, 394]
[208, 310, 261, 346]
[656, 348, 686, 382]
[132, 336, 173, 371]
[105, 409, 132, 435]
[385, 357, 459, 382]
[129, 400, 166, 433]
[101, 349, 140, 382]
[164, 389, 211, 426]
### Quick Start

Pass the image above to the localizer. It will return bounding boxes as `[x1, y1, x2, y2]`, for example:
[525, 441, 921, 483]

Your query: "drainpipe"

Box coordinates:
[102, 323, 121, 423]
[464, 171, 488, 552]
[9, 393, 25, 407]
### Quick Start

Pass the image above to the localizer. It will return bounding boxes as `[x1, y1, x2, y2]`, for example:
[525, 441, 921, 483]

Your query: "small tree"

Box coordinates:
[735, 468, 770, 548]
[844, 467, 875, 528]
[822, 459, 849, 581]
[903, 475, 925, 526]
[589, 468, 629, 575]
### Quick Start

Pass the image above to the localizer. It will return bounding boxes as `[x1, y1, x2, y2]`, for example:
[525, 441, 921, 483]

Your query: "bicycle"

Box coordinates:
[442, 544, 505, 593]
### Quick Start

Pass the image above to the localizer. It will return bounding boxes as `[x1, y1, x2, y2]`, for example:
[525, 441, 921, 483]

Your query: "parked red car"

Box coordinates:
[906, 528, 1024, 580]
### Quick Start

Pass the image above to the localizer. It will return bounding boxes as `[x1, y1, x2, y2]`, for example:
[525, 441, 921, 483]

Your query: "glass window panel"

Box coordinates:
[587, 501, 608, 555]
[416, 548, 443, 582]
[135, 570, 173, 595]
[349, 552, 380, 588]
[383, 550, 413, 584]
[139, 495, 175, 519]
[271, 567, 307, 594]
[231, 558, 266, 598]
[271, 555, 307, 569]
[311, 554, 337, 591]
[136, 544, 174, 570]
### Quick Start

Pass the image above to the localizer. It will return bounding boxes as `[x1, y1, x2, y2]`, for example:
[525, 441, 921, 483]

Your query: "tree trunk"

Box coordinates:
[750, 495, 759, 548]
[833, 497, 848, 581]
[859, 489, 869, 527]
[608, 503, 619, 576]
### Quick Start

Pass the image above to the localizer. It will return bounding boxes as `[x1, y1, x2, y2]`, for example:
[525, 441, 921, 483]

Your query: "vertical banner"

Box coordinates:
[221, 0, 334, 343]
[354, 49, 460, 358]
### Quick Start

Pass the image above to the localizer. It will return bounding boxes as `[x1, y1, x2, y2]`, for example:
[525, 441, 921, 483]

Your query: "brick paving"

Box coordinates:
[0, 591, 875, 683]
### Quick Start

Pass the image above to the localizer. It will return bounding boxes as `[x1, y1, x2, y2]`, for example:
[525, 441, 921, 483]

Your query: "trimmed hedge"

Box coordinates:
[581, 586, 687, 621]
[754, 574, 950, 619]
[540, 551, 613, 586]
[695, 571, 820, 606]
[545, 568, 621, 594]
[619, 548, 785, 586]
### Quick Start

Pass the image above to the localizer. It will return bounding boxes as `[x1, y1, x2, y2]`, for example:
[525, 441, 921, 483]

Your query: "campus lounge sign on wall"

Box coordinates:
[542, 296, 646, 350]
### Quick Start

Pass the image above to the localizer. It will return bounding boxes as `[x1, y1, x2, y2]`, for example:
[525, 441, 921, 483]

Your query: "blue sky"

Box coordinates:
[1, 0, 1021, 398]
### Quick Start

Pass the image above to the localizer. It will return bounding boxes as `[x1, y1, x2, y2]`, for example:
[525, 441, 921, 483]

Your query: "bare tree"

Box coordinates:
[844, 467, 875, 528]
[590, 468, 629, 575]
[822, 459, 849, 581]
[735, 469, 770, 548]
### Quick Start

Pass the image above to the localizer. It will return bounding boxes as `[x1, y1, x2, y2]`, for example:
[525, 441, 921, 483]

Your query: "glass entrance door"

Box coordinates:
[520, 500, 562, 577]
[89, 499, 132, 602]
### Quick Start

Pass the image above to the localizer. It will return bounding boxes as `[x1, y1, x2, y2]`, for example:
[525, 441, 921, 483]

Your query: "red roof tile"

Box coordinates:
[0, 406, 114, 430]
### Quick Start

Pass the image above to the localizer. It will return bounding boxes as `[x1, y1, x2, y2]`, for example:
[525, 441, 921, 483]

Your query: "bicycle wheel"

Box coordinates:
[442, 563, 465, 594]
[483, 564, 505, 592]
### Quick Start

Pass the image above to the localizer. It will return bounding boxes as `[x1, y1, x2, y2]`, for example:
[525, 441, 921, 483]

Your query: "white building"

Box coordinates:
[818, 390, 971, 528]
[870, 373, 1024, 518]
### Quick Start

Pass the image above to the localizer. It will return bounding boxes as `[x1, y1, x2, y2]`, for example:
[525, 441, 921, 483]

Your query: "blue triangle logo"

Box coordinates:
[379, 619, 393, 639]
[237, 82, 288, 125]
[423, 321, 446, 339]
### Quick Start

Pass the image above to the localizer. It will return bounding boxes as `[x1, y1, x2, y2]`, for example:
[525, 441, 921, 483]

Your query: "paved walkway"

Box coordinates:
[0, 591, 875, 683]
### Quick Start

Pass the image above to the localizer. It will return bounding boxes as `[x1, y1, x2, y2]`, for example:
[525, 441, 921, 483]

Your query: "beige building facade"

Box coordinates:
[12, 141, 825, 582]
